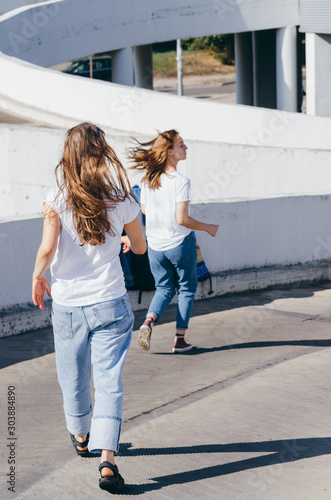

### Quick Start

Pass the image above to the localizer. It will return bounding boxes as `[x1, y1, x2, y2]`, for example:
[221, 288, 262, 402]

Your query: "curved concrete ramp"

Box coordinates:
[0, 0, 299, 67]
[2, 51, 331, 149]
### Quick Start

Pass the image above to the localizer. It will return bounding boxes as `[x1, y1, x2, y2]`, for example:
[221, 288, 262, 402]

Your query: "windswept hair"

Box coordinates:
[55, 122, 133, 246]
[128, 129, 179, 189]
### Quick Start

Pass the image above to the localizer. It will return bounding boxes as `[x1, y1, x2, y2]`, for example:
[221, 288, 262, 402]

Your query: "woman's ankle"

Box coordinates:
[75, 434, 88, 450]
[176, 330, 186, 337]
[101, 450, 116, 477]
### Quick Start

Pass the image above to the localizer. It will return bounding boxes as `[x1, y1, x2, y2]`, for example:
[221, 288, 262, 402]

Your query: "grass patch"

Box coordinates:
[153, 50, 234, 78]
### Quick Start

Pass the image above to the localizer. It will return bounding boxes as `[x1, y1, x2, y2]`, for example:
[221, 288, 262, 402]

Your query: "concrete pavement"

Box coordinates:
[1, 284, 331, 499]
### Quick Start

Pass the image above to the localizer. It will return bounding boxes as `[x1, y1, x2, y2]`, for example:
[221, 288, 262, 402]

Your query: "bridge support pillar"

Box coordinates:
[306, 33, 331, 117]
[252, 29, 277, 109]
[111, 47, 134, 86]
[134, 44, 153, 89]
[235, 32, 253, 105]
[276, 26, 298, 112]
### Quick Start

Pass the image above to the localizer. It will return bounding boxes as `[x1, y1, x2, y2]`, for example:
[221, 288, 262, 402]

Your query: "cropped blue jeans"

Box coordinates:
[147, 232, 197, 330]
[51, 294, 133, 454]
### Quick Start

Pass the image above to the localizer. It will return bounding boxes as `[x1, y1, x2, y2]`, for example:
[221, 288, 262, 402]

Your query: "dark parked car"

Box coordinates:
[62, 56, 112, 82]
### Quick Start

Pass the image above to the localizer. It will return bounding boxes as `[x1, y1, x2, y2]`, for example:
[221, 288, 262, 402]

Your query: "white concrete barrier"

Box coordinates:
[3, 124, 331, 219]
[2, 194, 331, 337]
[2, 53, 331, 151]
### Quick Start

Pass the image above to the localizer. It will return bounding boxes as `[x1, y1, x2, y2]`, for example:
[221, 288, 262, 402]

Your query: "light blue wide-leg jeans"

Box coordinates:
[52, 294, 133, 454]
[147, 232, 198, 330]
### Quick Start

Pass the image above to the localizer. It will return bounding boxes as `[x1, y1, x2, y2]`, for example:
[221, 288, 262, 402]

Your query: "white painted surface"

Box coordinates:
[3, 124, 331, 219]
[2, 194, 331, 314]
[0, 0, 299, 66]
[305, 33, 316, 116]
[0, 216, 46, 309]
[2, 53, 331, 150]
[111, 47, 134, 86]
[191, 196, 331, 274]
[0, 0, 45, 16]
[276, 26, 297, 112]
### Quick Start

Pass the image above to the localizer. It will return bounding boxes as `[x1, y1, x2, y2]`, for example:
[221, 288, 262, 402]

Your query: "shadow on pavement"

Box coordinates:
[135, 282, 328, 331]
[154, 339, 331, 356]
[118, 437, 331, 494]
[1, 283, 330, 370]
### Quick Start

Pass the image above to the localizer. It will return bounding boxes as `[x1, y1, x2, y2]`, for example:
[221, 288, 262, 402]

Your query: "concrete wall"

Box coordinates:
[3, 53, 331, 151]
[191, 197, 331, 274]
[2, 193, 331, 336]
[0, 0, 299, 66]
[3, 124, 331, 219]
[0, 0, 45, 16]
[0, 216, 45, 308]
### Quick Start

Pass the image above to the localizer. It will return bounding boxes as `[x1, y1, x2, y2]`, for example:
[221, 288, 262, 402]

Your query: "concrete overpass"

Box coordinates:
[0, 0, 331, 116]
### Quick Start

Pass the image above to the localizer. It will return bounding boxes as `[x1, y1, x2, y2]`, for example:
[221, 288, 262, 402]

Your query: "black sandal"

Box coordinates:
[99, 461, 125, 493]
[70, 432, 90, 457]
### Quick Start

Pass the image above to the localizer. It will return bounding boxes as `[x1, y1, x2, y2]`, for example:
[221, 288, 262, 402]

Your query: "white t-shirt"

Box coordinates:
[141, 171, 191, 251]
[45, 188, 140, 306]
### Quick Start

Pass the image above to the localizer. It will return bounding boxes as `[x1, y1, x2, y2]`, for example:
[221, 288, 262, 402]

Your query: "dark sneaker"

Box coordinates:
[138, 318, 154, 351]
[172, 336, 193, 353]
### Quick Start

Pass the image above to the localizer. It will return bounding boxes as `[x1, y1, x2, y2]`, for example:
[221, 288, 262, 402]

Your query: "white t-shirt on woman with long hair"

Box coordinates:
[45, 188, 140, 306]
[141, 171, 191, 252]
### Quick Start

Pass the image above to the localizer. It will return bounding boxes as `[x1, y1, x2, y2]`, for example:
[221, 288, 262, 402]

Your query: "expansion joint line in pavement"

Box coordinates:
[123, 345, 325, 432]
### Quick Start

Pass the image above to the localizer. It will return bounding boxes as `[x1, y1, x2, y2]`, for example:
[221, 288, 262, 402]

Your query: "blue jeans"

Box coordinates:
[51, 294, 133, 454]
[147, 232, 197, 330]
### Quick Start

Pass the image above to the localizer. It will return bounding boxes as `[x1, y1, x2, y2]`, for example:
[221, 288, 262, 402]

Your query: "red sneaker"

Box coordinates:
[172, 336, 193, 353]
[138, 318, 154, 351]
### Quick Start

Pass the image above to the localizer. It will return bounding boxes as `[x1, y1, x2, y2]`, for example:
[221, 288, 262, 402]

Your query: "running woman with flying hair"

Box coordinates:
[128, 130, 219, 353]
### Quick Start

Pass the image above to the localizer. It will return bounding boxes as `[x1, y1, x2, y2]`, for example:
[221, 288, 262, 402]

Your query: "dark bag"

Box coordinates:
[196, 243, 213, 295]
[120, 184, 155, 303]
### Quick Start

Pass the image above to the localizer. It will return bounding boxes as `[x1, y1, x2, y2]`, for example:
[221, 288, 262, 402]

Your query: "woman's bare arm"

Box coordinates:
[176, 201, 219, 237]
[32, 203, 61, 309]
[123, 217, 147, 254]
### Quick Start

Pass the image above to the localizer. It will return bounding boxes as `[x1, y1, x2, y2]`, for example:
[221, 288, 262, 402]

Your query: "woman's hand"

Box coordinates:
[32, 275, 51, 310]
[207, 224, 219, 237]
[121, 235, 131, 253]
[123, 218, 146, 254]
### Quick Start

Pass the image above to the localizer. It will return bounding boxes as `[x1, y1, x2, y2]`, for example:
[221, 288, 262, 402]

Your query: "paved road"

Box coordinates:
[1, 284, 331, 499]
[162, 81, 235, 95]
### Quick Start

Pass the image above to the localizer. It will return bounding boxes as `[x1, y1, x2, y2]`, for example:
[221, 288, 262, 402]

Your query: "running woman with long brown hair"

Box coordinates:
[129, 130, 219, 353]
[32, 122, 146, 493]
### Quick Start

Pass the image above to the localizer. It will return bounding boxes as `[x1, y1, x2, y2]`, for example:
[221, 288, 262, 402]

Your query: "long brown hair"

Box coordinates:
[55, 122, 133, 246]
[128, 129, 178, 189]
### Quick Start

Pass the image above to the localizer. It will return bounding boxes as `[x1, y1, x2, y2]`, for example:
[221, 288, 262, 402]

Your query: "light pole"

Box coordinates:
[176, 39, 183, 96]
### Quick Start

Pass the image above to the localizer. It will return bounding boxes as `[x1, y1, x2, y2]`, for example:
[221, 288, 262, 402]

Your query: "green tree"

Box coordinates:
[182, 35, 234, 65]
